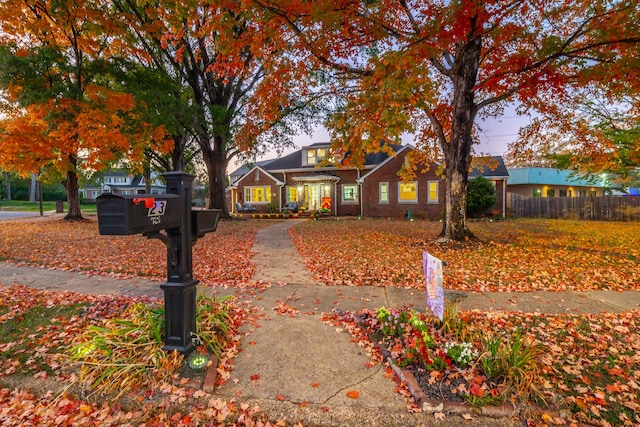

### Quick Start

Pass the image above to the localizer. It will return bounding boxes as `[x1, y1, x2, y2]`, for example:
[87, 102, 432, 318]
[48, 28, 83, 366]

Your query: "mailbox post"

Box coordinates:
[96, 172, 220, 355]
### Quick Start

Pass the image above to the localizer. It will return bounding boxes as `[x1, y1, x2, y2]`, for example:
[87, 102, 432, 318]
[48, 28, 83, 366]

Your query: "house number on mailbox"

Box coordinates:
[148, 201, 167, 217]
[148, 201, 167, 224]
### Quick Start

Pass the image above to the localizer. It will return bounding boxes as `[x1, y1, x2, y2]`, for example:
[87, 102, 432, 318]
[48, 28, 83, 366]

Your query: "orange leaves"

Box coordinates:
[0, 218, 269, 286]
[346, 390, 359, 399]
[468, 383, 484, 398]
[0, 0, 170, 179]
[290, 218, 640, 292]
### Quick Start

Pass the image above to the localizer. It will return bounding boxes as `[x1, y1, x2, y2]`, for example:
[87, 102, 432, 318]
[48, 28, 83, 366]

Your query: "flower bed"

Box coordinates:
[323, 305, 640, 425]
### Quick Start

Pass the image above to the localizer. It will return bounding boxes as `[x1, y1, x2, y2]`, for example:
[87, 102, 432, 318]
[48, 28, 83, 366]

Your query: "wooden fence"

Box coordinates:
[509, 195, 640, 221]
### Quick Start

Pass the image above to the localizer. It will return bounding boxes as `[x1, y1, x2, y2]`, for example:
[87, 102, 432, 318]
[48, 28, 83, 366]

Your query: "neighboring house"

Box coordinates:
[228, 142, 509, 219]
[80, 170, 166, 202]
[506, 167, 608, 200]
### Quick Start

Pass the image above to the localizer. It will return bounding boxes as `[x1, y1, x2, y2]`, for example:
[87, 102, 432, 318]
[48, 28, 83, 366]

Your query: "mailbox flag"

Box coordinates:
[423, 251, 444, 320]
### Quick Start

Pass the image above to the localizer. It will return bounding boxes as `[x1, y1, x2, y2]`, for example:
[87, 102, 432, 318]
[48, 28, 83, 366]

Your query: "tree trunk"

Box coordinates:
[29, 173, 37, 203]
[4, 172, 11, 200]
[144, 163, 151, 194]
[440, 166, 472, 241]
[171, 134, 186, 171]
[439, 30, 482, 242]
[202, 140, 230, 217]
[62, 169, 83, 221]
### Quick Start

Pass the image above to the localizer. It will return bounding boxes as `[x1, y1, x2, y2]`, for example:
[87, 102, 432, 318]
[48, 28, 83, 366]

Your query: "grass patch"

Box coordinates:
[0, 303, 87, 374]
[70, 294, 237, 400]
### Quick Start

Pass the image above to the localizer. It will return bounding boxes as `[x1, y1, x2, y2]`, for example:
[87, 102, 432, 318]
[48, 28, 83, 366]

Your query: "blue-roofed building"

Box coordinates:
[507, 167, 607, 199]
[228, 142, 509, 218]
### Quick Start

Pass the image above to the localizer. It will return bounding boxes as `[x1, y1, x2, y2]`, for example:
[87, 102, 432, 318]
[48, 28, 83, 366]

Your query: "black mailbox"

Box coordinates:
[96, 194, 182, 235]
[95, 173, 225, 355]
[192, 209, 221, 238]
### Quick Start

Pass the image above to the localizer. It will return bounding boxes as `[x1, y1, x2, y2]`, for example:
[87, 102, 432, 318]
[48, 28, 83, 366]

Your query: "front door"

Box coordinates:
[303, 184, 322, 211]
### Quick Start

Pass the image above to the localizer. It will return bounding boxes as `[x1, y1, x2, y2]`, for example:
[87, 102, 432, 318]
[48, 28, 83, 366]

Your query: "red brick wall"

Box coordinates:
[235, 168, 279, 213]
[361, 151, 445, 219]
[233, 158, 505, 218]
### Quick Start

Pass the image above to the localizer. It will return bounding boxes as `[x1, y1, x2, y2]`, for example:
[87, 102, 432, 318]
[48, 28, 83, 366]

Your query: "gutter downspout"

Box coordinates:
[334, 181, 338, 217]
[280, 172, 286, 212]
[357, 169, 363, 218]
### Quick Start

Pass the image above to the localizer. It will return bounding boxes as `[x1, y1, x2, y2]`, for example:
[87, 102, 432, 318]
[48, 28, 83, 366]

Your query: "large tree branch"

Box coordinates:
[255, 1, 373, 77]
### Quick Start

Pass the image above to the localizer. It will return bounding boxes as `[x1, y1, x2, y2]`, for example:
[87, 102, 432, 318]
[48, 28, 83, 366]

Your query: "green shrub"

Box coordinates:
[467, 176, 497, 217]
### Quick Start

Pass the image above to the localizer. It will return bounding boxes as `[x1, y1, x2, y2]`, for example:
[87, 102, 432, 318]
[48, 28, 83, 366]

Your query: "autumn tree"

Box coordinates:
[0, 0, 171, 220]
[507, 91, 640, 183]
[107, 46, 203, 175]
[113, 0, 321, 215]
[253, 0, 640, 241]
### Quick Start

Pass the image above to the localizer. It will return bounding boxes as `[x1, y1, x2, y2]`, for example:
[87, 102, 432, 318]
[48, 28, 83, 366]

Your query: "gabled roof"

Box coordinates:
[255, 142, 405, 172]
[507, 167, 603, 187]
[229, 159, 275, 178]
[236, 165, 284, 186]
[469, 156, 509, 179]
[362, 144, 404, 166]
[358, 145, 411, 182]
[102, 170, 130, 177]
[258, 150, 303, 171]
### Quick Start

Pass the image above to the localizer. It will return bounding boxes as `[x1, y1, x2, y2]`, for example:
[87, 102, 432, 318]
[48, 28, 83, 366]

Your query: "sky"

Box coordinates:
[246, 104, 533, 168]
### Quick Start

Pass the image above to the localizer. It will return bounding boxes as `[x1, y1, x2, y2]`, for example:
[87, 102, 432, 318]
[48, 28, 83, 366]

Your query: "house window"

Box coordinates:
[589, 190, 597, 197]
[559, 189, 567, 197]
[342, 184, 358, 202]
[547, 189, 555, 197]
[399, 182, 418, 203]
[578, 190, 586, 197]
[245, 186, 271, 203]
[305, 147, 328, 166]
[428, 181, 438, 203]
[254, 169, 260, 181]
[379, 182, 389, 204]
[287, 186, 298, 202]
[533, 188, 542, 197]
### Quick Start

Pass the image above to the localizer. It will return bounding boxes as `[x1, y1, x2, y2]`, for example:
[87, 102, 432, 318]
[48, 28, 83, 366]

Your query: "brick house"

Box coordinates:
[229, 143, 508, 219]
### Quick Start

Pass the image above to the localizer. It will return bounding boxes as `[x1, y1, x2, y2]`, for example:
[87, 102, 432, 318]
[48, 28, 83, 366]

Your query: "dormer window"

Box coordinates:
[305, 147, 328, 166]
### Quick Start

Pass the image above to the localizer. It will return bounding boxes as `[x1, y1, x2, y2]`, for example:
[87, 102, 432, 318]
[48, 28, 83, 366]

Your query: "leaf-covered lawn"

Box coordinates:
[0, 218, 271, 285]
[1, 216, 639, 425]
[0, 284, 273, 426]
[290, 219, 640, 291]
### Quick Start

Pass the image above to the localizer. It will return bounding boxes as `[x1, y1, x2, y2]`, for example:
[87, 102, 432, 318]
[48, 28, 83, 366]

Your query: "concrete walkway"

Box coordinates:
[1, 218, 639, 426]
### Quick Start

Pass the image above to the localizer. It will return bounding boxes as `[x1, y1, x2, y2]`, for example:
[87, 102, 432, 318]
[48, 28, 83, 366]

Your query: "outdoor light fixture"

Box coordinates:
[188, 353, 209, 371]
